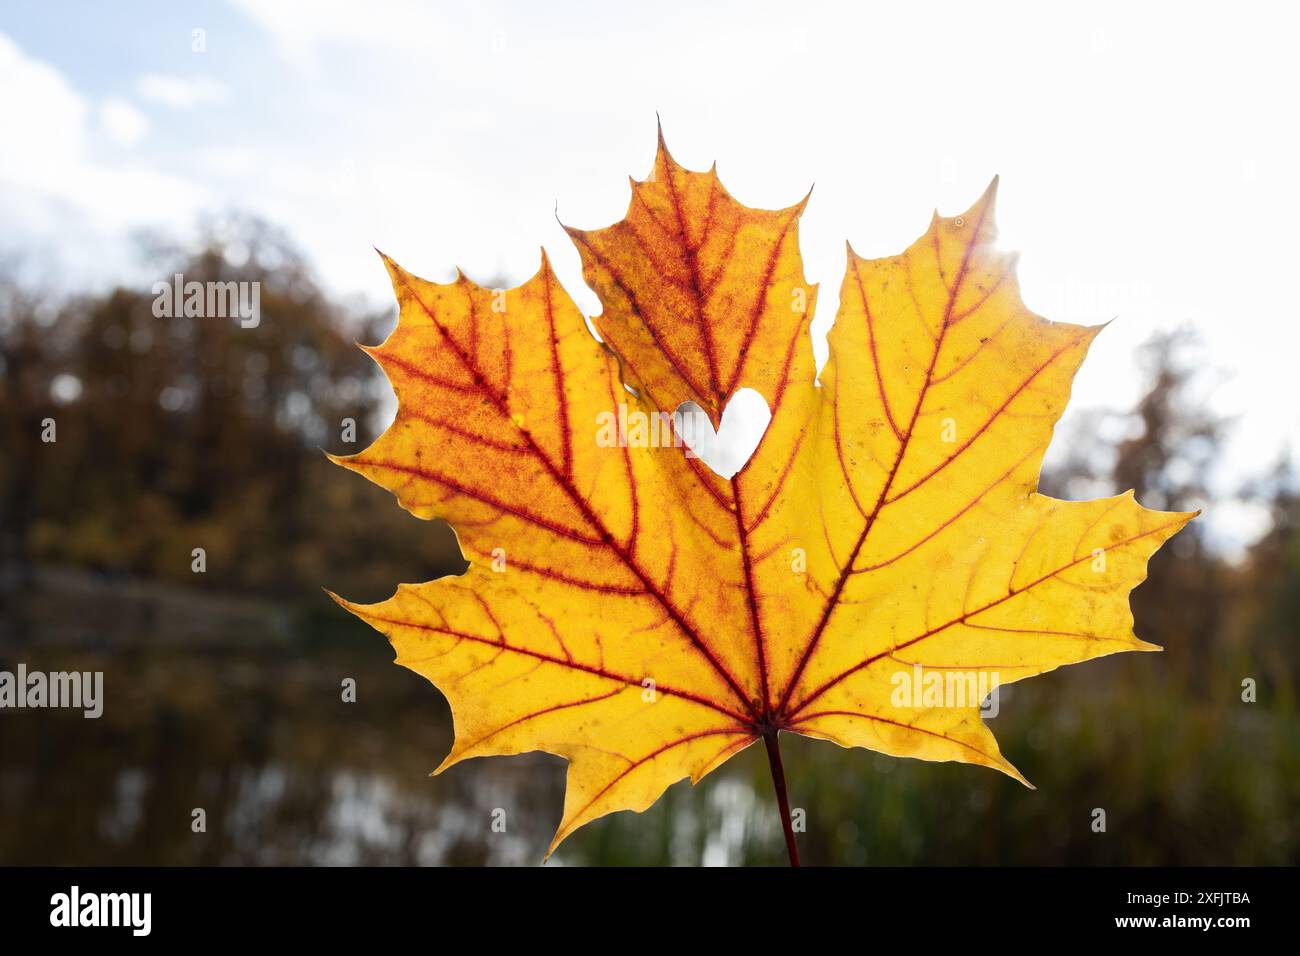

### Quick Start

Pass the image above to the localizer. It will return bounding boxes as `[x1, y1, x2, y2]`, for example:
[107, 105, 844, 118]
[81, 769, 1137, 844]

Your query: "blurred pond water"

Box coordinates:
[1, 572, 1296, 866]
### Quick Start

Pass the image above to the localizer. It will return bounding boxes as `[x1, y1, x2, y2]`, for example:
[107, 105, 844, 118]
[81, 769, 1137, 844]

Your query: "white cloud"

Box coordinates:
[136, 73, 228, 109]
[0, 31, 88, 192]
[202, 147, 256, 177]
[98, 97, 149, 147]
[0, 31, 205, 277]
[226, 0, 448, 74]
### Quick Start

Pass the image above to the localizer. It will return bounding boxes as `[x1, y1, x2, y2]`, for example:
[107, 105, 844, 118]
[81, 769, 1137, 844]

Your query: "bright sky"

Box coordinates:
[2, 1, 1297, 551]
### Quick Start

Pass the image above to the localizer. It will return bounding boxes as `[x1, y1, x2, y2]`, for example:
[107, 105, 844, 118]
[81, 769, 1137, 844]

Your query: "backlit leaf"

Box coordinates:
[330, 129, 1194, 860]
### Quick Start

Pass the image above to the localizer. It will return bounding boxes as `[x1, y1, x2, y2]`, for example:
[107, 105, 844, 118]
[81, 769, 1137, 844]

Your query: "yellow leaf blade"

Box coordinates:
[330, 132, 1195, 856]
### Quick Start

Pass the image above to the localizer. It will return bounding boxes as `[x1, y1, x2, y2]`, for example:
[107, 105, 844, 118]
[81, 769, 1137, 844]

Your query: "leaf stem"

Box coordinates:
[762, 729, 801, 867]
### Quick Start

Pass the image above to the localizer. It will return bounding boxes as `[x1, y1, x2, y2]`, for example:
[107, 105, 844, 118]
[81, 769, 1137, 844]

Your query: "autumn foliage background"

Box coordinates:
[1, 214, 1297, 865]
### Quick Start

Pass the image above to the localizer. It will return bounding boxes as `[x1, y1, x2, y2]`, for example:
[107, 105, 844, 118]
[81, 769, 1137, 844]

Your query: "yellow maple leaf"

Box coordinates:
[329, 129, 1194, 864]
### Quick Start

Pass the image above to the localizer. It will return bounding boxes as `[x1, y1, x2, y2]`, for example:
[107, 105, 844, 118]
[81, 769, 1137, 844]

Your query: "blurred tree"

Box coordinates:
[1241, 457, 1300, 704]
[0, 280, 55, 594]
[0, 217, 464, 606]
[1113, 331, 1225, 688]
[1043, 329, 1226, 688]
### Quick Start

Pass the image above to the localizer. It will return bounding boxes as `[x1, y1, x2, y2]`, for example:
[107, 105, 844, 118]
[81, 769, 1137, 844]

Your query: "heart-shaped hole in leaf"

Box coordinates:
[673, 387, 771, 479]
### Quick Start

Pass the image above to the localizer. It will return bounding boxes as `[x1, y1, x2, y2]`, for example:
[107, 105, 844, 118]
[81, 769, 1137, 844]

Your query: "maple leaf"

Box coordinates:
[329, 128, 1194, 864]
